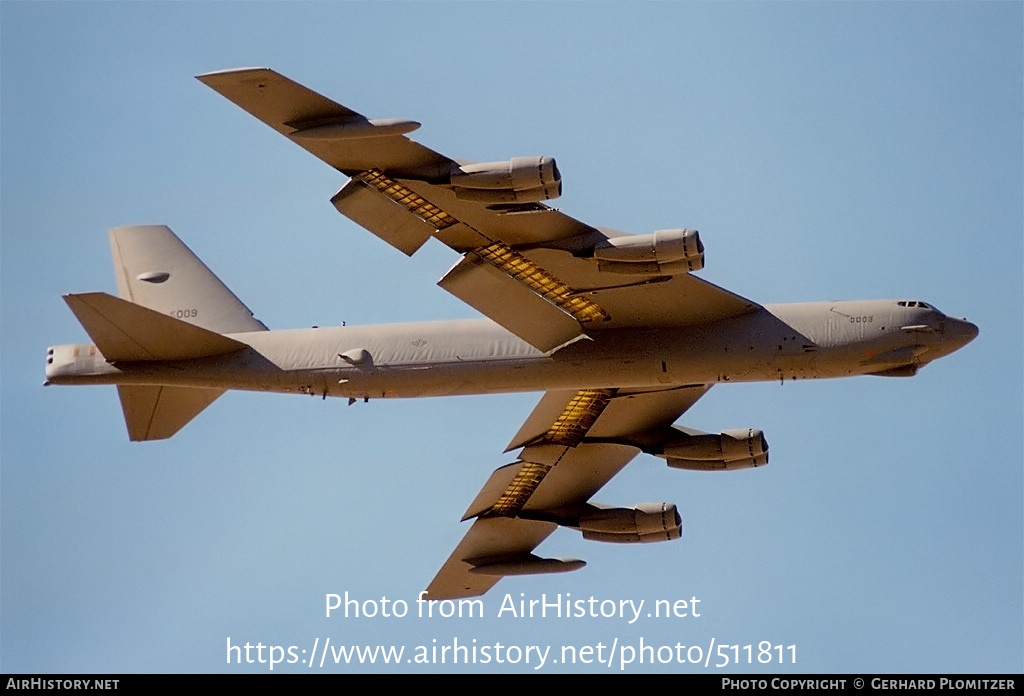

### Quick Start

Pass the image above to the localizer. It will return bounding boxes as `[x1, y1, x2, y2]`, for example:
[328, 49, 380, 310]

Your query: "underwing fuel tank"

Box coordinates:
[467, 555, 586, 576]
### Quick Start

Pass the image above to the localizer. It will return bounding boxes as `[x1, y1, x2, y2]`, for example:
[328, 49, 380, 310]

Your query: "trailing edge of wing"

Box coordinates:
[463, 442, 640, 521]
[507, 385, 713, 452]
[426, 442, 640, 599]
[334, 168, 605, 351]
[438, 253, 586, 352]
[64, 292, 249, 362]
[330, 178, 435, 256]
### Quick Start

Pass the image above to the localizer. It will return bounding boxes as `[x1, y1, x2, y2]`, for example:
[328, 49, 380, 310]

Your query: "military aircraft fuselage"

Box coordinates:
[46, 299, 978, 400]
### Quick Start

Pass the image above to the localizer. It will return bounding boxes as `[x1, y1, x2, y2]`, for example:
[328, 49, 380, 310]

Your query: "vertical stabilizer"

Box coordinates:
[109, 225, 268, 333]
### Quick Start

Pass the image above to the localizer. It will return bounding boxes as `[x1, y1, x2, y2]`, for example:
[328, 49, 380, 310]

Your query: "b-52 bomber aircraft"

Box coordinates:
[45, 68, 978, 599]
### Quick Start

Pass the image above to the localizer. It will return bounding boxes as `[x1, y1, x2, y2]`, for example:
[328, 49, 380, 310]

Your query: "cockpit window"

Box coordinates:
[897, 300, 932, 309]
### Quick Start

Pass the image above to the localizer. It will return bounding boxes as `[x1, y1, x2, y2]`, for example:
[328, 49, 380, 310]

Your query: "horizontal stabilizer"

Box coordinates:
[64, 292, 249, 362]
[118, 385, 224, 441]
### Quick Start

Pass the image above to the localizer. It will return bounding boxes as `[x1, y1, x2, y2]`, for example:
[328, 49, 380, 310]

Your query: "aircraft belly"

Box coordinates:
[353, 359, 673, 398]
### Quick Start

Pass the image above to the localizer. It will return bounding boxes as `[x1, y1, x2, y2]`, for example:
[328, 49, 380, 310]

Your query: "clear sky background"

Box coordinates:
[2, 1, 1021, 675]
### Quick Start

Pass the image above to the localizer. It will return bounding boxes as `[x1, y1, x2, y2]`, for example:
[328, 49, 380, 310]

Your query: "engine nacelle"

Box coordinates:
[662, 428, 768, 471]
[594, 229, 704, 274]
[450, 156, 561, 203]
[578, 503, 681, 543]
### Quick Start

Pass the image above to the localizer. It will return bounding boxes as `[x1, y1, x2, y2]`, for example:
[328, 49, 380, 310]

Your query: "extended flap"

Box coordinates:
[438, 255, 584, 352]
[331, 179, 435, 256]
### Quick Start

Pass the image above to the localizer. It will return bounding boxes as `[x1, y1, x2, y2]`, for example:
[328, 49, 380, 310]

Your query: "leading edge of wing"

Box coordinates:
[424, 385, 711, 599]
[199, 68, 762, 348]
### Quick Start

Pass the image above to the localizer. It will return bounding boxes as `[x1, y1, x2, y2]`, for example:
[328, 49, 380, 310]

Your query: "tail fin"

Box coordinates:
[109, 225, 268, 333]
[54, 226, 262, 441]
[61, 292, 247, 441]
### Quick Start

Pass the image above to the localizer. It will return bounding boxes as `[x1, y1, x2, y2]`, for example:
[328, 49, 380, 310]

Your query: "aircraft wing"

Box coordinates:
[425, 384, 711, 599]
[198, 69, 760, 352]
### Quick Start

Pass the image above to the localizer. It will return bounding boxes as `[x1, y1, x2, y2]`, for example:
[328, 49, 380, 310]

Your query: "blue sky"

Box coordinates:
[2, 1, 1021, 674]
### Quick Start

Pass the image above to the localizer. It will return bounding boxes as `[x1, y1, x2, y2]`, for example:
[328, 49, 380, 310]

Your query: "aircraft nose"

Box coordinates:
[949, 317, 979, 349]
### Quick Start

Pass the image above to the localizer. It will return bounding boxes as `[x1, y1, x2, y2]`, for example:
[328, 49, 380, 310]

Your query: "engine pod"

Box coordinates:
[450, 156, 561, 203]
[661, 428, 769, 470]
[594, 229, 704, 274]
[578, 503, 682, 543]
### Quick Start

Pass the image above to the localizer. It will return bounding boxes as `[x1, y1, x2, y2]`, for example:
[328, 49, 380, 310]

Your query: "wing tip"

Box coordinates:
[195, 67, 274, 83]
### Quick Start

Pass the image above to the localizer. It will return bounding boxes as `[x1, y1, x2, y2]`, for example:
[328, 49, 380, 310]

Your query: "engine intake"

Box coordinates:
[661, 428, 768, 471]
[450, 156, 561, 203]
[578, 503, 681, 543]
[593, 229, 704, 274]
